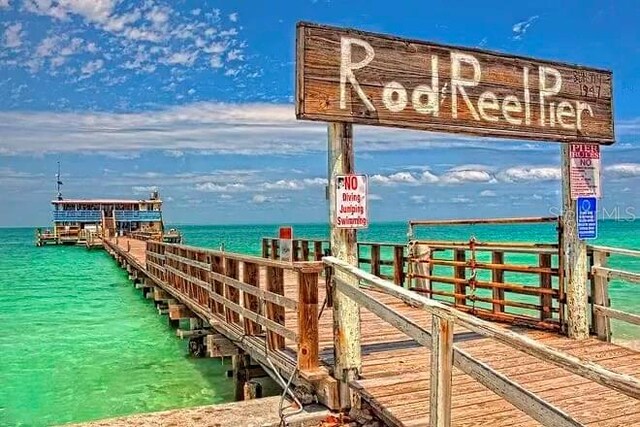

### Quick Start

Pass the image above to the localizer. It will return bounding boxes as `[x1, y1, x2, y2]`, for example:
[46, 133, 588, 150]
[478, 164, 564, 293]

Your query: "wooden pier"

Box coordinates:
[102, 235, 640, 427]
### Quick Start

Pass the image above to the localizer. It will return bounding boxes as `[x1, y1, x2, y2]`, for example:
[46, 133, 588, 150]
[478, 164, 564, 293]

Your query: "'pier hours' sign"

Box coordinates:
[296, 22, 614, 144]
[336, 175, 368, 229]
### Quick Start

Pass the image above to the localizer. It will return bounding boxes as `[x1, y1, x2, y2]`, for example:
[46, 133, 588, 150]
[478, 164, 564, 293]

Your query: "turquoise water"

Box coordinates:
[1, 221, 639, 426]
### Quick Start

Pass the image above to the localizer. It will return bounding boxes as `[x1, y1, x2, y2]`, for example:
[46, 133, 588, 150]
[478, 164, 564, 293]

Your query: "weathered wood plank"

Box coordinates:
[430, 314, 453, 427]
[242, 262, 262, 336]
[296, 22, 614, 144]
[298, 270, 320, 371]
[266, 266, 286, 351]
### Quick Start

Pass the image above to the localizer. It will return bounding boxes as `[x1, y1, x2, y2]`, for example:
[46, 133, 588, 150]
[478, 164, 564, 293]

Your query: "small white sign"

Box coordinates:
[279, 226, 293, 262]
[570, 144, 601, 200]
[336, 175, 368, 229]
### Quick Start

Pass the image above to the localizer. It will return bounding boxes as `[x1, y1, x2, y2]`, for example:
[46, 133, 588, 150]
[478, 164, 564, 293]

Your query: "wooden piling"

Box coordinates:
[592, 250, 611, 341]
[491, 251, 505, 313]
[454, 249, 466, 307]
[430, 314, 454, 427]
[561, 144, 589, 339]
[266, 266, 285, 351]
[297, 269, 319, 372]
[328, 122, 361, 410]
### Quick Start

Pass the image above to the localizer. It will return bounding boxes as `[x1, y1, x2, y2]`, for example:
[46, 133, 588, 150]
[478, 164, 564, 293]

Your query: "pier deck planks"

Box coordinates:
[112, 238, 640, 427]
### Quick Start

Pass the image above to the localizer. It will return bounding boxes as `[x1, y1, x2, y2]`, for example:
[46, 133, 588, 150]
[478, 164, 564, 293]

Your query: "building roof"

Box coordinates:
[51, 199, 162, 204]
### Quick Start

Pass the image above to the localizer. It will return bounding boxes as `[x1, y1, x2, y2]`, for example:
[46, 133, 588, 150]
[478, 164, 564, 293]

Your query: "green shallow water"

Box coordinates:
[1, 221, 639, 426]
[0, 228, 235, 427]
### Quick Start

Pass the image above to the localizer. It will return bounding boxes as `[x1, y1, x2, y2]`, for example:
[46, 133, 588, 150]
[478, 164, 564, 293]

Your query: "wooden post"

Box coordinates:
[297, 269, 319, 372]
[242, 262, 261, 336]
[371, 244, 381, 277]
[225, 258, 241, 325]
[292, 240, 300, 262]
[539, 254, 553, 321]
[266, 266, 285, 351]
[430, 314, 454, 427]
[491, 251, 505, 314]
[314, 241, 323, 261]
[393, 246, 405, 286]
[561, 144, 590, 340]
[261, 238, 269, 258]
[454, 249, 466, 307]
[301, 240, 310, 261]
[243, 381, 263, 400]
[233, 353, 251, 401]
[211, 255, 225, 316]
[328, 122, 361, 410]
[592, 250, 611, 341]
[270, 239, 278, 260]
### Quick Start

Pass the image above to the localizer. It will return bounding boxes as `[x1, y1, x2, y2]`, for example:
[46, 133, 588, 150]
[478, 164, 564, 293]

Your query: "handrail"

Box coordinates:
[589, 245, 640, 258]
[409, 216, 559, 226]
[324, 256, 640, 402]
[589, 245, 640, 339]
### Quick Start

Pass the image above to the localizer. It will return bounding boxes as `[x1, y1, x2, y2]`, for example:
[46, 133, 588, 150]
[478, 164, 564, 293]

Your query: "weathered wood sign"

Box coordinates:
[296, 22, 614, 144]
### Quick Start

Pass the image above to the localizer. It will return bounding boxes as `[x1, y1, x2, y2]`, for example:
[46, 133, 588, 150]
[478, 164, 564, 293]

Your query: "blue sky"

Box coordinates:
[0, 0, 639, 226]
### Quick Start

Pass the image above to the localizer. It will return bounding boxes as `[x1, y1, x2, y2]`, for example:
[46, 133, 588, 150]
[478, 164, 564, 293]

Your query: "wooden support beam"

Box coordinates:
[243, 381, 263, 400]
[491, 251, 505, 313]
[206, 333, 239, 358]
[169, 304, 195, 321]
[225, 258, 241, 325]
[328, 121, 361, 410]
[266, 266, 285, 351]
[454, 249, 466, 307]
[301, 240, 310, 261]
[393, 246, 405, 286]
[539, 253, 553, 321]
[270, 239, 278, 260]
[314, 241, 323, 261]
[242, 262, 262, 336]
[561, 144, 590, 339]
[211, 255, 225, 316]
[592, 250, 611, 341]
[430, 314, 454, 427]
[297, 269, 319, 372]
[370, 244, 381, 278]
[261, 238, 269, 258]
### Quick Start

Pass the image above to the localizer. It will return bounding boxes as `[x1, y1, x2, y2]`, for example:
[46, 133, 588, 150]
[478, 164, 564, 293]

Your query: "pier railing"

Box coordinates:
[325, 256, 640, 427]
[262, 235, 563, 330]
[589, 245, 640, 341]
[146, 241, 324, 373]
[408, 240, 563, 330]
[261, 238, 407, 285]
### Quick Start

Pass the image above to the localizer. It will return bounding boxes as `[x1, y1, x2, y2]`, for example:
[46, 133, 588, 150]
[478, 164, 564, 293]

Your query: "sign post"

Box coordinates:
[327, 123, 361, 410]
[561, 144, 590, 339]
[295, 22, 616, 397]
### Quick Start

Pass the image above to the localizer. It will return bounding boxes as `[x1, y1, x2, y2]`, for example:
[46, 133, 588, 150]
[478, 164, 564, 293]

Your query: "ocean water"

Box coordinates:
[1, 221, 639, 426]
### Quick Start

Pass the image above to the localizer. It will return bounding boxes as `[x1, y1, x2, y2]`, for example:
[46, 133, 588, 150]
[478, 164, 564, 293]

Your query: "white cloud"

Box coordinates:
[226, 49, 243, 61]
[0, 0, 10, 9]
[252, 194, 267, 204]
[480, 190, 497, 197]
[440, 168, 495, 184]
[369, 194, 382, 201]
[512, 15, 539, 40]
[497, 166, 560, 182]
[0, 103, 570, 156]
[132, 185, 158, 194]
[4, 23, 23, 48]
[421, 171, 439, 184]
[80, 59, 104, 76]
[451, 196, 472, 203]
[229, 12, 238, 22]
[410, 195, 425, 204]
[261, 179, 304, 191]
[164, 150, 184, 158]
[605, 163, 640, 177]
[195, 182, 247, 192]
[165, 51, 197, 66]
[209, 55, 223, 68]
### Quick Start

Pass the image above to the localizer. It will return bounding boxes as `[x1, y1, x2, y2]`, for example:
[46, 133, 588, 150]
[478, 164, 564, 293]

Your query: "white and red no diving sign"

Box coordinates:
[570, 144, 601, 200]
[336, 175, 368, 229]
